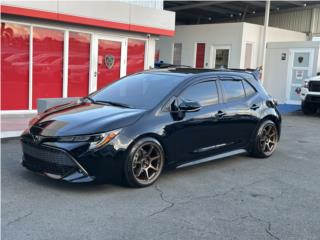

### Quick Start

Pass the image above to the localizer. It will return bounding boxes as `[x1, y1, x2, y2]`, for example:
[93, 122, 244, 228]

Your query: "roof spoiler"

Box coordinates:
[227, 66, 262, 80]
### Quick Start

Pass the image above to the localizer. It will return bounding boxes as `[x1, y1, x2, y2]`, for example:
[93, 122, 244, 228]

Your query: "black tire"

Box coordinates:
[123, 137, 165, 188]
[302, 101, 317, 115]
[250, 120, 279, 158]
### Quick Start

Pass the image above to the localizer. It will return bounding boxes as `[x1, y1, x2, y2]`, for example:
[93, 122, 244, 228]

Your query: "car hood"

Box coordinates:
[31, 102, 145, 136]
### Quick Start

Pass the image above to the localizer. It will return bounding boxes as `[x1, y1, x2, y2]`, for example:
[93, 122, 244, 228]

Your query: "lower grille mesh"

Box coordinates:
[22, 142, 77, 176]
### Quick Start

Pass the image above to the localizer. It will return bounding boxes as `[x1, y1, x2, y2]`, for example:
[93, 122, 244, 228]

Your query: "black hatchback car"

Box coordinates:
[21, 68, 281, 187]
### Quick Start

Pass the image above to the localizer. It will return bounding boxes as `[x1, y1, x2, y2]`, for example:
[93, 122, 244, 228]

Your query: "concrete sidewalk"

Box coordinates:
[1, 114, 36, 139]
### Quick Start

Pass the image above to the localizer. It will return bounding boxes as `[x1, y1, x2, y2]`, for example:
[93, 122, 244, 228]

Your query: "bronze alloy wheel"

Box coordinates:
[250, 120, 279, 158]
[259, 123, 278, 155]
[130, 141, 164, 186]
[124, 138, 165, 187]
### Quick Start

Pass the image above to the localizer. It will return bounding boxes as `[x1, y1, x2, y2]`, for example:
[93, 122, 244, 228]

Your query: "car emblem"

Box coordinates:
[32, 135, 42, 144]
[104, 55, 115, 69]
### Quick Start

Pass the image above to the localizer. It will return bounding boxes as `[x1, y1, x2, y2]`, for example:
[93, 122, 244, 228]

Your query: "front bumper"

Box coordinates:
[21, 140, 96, 183]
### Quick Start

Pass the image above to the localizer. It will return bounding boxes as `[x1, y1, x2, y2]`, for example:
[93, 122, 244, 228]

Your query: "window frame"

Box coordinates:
[242, 79, 257, 98]
[177, 78, 221, 108]
[218, 76, 247, 104]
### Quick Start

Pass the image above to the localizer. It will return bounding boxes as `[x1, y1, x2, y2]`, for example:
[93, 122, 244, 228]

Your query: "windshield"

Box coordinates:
[90, 73, 184, 109]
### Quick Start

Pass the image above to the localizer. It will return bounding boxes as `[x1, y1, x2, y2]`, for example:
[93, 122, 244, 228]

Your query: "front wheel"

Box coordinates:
[124, 138, 165, 188]
[250, 120, 279, 158]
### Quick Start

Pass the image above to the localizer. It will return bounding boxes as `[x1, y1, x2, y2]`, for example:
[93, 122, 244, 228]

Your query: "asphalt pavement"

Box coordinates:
[1, 112, 320, 240]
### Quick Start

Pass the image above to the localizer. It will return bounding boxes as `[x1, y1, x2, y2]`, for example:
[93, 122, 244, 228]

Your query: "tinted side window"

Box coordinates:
[180, 81, 218, 106]
[242, 80, 256, 97]
[220, 79, 245, 102]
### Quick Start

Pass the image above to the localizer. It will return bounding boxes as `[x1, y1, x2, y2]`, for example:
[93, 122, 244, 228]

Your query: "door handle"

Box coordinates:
[250, 104, 260, 110]
[215, 110, 226, 118]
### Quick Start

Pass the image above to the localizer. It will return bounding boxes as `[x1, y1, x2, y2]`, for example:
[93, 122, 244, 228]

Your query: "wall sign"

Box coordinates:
[104, 55, 115, 69]
[296, 70, 304, 80]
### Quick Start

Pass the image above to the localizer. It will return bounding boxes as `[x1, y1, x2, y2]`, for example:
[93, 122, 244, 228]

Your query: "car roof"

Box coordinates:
[145, 67, 259, 80]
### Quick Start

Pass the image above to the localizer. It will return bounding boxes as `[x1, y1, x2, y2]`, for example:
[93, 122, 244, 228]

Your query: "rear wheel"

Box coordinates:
[302, 101, 317, 115]
[250, 120, 279, 158]
[124, 138, 164, 188]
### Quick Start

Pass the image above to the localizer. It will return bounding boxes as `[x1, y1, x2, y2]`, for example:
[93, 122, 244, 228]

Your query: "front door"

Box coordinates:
[169, 80, 226, 164]
[94, 36, 126, 90]
[287, 49, 314, 104]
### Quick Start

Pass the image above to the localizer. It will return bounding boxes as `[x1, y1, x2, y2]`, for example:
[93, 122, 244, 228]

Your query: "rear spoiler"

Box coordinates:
[227, 66, 262, 81]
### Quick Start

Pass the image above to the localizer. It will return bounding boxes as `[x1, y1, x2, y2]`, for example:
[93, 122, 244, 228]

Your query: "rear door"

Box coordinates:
[218, 76, 260, 150]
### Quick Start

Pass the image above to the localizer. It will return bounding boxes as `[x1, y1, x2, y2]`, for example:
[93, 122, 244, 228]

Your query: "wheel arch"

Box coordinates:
[259, 114, 281, 139]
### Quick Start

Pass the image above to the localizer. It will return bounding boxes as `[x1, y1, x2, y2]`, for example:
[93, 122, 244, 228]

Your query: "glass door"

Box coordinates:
[93, 36, 126, 91]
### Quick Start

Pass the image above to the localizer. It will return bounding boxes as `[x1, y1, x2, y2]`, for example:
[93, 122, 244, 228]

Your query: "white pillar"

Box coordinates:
[261, 0, 270, 83]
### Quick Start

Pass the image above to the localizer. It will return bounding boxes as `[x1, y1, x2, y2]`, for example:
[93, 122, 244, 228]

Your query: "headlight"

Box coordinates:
[303, 80, 309, 89]
[57, 129, 121, 149]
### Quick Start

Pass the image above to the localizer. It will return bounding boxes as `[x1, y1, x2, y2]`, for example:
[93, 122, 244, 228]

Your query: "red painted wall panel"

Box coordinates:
[1, 22, 29, 110]
[68, 32, 90, 97]
[126, 39, 145, 75]
[97, 39, 121, 90]
[32, 27, 64, 109]
[196, 43, 205, 68]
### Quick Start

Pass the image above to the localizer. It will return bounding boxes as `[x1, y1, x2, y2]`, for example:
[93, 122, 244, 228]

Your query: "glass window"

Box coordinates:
[68, 32, 90, 97]
[242, 80, 256, 97]
[221, 80, 245, 102]
[1, 22, 30, 110]
[32, 27, 64, 109]
[180, 81, 218, 106]
[215, 49, 229, 68]
[91, 73, 184, 109]
[127, 39, 145, 75]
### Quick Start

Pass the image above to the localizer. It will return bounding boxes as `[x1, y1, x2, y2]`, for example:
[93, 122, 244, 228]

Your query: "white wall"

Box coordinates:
[157, 23, 244, 68]
[157, 22, 307, 69]
[241, 23, 307, 69]
[264, 41, 320, 103]
[2, 0, 175, 32]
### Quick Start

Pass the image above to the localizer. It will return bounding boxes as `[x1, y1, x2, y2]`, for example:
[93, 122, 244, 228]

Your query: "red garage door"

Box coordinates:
[1, 22, 30, 110]
[97, 39, 121, 90]
[127, 39, 145, 75]
[68, 32, 90, 97]
[196, 43, 205, 68]
[32, 27, 64, 109]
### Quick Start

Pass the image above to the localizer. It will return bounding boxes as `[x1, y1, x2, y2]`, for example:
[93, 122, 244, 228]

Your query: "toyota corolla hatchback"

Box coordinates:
[21, 68, 281, 187]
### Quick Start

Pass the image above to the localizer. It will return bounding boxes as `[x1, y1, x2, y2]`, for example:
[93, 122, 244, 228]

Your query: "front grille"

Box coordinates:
[309, 81, 320, 92]
[309, 96, 320, 103]
[22, 142, 78, 176]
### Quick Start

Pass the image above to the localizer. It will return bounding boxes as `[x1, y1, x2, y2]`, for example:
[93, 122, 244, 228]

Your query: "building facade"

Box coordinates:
[1, 0, 175, 112]
[156, 22, 306, 70]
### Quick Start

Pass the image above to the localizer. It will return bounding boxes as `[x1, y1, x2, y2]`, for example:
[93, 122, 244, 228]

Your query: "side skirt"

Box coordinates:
[176, 149, 247, 169]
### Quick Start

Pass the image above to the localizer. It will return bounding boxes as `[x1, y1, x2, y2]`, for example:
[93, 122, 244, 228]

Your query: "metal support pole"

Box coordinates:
[261, 0, 270, 83]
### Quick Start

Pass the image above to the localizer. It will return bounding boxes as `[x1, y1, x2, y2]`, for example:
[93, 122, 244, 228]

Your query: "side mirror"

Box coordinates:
[178, 100, 201, 112]
[317, 72, 320, 76]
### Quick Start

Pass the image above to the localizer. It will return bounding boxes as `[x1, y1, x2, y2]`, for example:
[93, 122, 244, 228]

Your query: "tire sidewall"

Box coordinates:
[124, 137, 164, 188]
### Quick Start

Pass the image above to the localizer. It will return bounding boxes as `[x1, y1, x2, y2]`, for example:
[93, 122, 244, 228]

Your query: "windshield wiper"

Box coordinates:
[82, 96, 95, 103]
[94, 100, 131, 108]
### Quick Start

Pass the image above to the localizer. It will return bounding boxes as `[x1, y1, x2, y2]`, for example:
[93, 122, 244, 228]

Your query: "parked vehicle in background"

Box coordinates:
[296, 73, 320, 115]
[21, 68, 281, 188]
